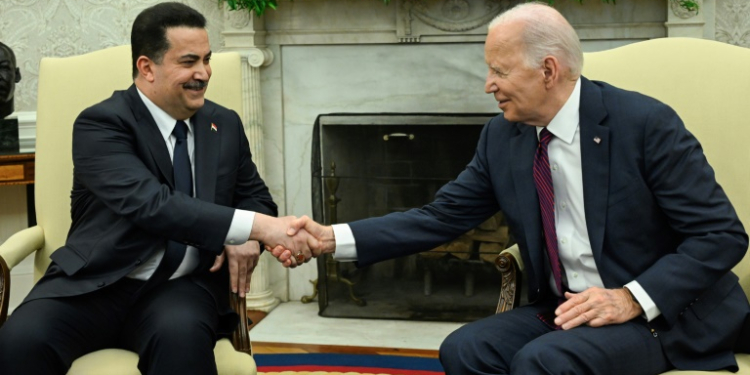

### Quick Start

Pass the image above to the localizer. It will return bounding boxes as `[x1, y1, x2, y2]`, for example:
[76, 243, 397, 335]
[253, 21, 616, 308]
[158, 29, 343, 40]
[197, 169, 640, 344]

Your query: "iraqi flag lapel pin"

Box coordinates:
[211, 123, 218, 132]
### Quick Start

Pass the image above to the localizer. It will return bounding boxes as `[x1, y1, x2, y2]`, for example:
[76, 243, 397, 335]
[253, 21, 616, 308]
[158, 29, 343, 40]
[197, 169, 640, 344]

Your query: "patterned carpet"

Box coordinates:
[255, 353, 445, 375]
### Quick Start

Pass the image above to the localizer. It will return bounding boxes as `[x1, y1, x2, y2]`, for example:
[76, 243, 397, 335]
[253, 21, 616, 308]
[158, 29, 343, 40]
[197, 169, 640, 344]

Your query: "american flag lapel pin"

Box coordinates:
[593, 136, 601, 144]
[211, 123, 218, 132]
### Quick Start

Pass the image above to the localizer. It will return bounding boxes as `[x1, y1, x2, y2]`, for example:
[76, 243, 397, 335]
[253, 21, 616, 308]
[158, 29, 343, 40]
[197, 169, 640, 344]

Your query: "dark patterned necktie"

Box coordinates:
[533, 128, 565, 297]
[146, 120, 192, 287]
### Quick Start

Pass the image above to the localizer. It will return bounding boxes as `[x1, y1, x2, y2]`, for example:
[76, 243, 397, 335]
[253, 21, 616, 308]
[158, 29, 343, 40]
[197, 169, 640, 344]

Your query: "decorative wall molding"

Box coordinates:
[220, 8, 280, 311]
[0, 0, 225, 113]
[670, 0, 701, 19]
[397, 0, 512, 42]
[665, 0, 706, 37]
[716, 0, 750, 47]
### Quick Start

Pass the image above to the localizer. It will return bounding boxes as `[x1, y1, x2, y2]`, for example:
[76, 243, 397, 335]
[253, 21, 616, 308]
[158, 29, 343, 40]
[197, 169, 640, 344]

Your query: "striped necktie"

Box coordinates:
[533, 128, 565, 297]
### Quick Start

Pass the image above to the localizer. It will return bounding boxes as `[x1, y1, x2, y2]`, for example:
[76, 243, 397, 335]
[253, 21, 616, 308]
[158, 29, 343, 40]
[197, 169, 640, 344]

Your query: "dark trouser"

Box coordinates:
[439, 299, 672, 375]
[0, 277, 220, 375]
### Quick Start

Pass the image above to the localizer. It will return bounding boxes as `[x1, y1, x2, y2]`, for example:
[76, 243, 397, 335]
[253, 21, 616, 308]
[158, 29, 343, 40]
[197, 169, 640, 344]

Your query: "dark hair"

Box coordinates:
[130, 2, 206, 79]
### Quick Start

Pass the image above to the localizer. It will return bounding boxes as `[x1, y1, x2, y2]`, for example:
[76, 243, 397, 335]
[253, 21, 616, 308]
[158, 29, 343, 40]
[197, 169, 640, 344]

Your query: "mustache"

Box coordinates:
[183, 80, 208, 90]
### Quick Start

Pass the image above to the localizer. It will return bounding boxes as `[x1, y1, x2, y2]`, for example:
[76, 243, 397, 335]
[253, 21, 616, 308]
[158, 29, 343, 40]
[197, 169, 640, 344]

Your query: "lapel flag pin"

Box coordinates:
[211, 123, 218, 132]
[593, 136, 601, 144]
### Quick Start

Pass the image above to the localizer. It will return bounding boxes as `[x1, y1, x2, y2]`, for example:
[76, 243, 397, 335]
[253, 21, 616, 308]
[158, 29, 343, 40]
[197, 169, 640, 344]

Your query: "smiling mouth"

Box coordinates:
[183, 81, 208, 91]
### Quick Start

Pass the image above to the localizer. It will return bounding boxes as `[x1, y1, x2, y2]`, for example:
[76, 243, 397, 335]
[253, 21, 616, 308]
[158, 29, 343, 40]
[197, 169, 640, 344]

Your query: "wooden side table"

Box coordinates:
[0, 153, 35, 186]
[0, 153, 36, 226]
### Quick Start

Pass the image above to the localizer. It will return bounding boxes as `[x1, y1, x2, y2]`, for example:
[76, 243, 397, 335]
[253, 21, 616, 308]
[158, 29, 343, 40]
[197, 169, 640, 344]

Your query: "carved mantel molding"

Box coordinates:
[670, 0, 701, 19]
[665, 0, 708, 38]
[397, 0, 513, 43]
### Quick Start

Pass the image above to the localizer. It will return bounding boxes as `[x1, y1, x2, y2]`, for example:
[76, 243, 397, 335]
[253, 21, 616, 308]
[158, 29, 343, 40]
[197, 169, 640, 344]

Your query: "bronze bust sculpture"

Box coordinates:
[0, 42, 22, 119]
[1, 41, 21, 153]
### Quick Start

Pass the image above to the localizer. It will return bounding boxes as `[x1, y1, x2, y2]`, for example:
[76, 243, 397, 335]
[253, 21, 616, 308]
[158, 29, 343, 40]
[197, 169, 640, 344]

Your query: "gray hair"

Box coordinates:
[488, 2, 583, 78]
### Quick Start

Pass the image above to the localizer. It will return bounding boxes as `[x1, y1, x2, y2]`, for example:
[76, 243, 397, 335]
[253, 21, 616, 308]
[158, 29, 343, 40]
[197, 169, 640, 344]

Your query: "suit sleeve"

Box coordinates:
[72, 106, 235, 253]
[349, 122, 502, 266]
[634, 102, 748, 326]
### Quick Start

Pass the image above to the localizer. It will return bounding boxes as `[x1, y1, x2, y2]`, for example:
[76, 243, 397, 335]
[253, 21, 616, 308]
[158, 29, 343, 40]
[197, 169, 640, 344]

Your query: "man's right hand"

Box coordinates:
[270, 215, 336, 268]
[250, 214, 320, 264]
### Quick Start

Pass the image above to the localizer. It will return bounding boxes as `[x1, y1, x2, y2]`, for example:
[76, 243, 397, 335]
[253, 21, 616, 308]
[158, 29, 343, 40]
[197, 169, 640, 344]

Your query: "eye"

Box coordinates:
[491, 68, 506, 77]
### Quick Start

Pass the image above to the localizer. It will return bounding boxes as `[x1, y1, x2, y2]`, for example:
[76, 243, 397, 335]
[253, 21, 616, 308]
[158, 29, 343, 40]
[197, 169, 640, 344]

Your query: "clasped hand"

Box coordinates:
[251, 214, 334, 268]
[252, 214, 334, 268]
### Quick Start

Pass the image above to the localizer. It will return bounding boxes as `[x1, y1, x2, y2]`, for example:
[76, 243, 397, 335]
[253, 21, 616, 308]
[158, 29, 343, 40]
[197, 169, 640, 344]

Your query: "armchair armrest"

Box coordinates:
[0, 226, 44, 270]
[1, 226, 44, 324]
[229, 293, 252, 355]
[495, 244, 523, 314]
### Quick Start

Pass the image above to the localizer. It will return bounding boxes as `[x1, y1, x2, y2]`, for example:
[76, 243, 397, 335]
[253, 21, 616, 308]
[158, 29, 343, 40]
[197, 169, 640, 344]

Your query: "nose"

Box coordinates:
[484, 73, 497, 94]
[195, 61, 211, 81]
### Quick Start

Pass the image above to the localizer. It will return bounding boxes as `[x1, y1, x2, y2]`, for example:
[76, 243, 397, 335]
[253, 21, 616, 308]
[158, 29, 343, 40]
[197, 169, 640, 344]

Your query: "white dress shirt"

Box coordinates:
[128, 88, 255, 280]
[332, 79, 661, 321]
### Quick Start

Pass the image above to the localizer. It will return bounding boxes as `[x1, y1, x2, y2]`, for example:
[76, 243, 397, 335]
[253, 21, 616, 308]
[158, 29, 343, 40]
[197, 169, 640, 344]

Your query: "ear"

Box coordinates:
[136, 56, 156, 83]
[540, 55, 560, 88]
[14, 67, 21, 83]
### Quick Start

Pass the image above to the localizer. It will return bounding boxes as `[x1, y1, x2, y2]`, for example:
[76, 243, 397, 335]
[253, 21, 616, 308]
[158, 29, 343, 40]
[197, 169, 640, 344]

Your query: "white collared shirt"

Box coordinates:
[128, 88, 254, 280]
[331, 79, 660, 321]
[541, 79, 604, 294]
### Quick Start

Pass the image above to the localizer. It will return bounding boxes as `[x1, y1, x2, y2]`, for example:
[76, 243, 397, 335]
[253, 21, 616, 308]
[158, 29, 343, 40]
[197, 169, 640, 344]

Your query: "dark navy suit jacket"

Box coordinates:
[26, 85, 277, 334]
[348, 77, 749, 371]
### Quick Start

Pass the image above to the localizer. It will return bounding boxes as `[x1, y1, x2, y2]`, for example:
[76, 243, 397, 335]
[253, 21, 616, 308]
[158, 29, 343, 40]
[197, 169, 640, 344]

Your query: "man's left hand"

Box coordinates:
[210, 241, 260, 297]
[554, 287, 642, 330]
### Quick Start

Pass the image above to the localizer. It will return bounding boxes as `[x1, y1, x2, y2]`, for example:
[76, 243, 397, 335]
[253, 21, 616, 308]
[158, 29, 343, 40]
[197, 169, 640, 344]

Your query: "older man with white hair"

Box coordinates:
[278, 2, 750, 374]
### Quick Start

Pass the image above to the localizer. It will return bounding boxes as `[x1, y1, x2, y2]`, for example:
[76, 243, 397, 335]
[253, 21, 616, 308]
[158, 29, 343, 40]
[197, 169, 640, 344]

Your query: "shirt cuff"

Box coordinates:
[625, 281, 661, 322]
[225, 210, 255, 246]
[332, 224, 357, 262]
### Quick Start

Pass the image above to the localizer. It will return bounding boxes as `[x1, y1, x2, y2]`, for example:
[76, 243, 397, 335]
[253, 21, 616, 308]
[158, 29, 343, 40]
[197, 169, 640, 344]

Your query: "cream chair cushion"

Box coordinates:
[68, 340, 257, 375]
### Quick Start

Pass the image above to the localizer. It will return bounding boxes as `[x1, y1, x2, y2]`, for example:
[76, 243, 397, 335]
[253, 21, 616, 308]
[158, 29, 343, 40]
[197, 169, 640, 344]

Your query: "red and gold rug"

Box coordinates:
[255, 353, 445, 375]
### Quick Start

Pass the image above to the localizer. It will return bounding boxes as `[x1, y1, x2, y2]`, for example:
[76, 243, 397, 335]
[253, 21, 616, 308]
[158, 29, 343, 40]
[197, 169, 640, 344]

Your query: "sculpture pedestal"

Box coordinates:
[0, 116, 19, 155]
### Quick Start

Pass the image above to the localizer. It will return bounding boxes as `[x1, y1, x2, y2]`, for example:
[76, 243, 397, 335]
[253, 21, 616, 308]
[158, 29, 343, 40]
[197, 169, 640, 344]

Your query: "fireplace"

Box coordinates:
[309, 113, 514, 322]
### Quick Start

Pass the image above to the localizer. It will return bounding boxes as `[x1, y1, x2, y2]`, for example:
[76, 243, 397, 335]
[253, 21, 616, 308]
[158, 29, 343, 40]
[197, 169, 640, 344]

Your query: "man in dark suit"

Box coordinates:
[0, 3, 315, 374]
[275, 3, 750, 374]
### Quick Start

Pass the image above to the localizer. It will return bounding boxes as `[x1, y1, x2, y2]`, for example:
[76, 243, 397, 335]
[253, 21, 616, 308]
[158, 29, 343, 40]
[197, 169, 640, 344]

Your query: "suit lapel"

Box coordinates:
[125, 85, 174, 188]
[579, 77, 610, 266]
[510, 123, 546, 281]
[192, 106, 222, 270]
[192, 106, 219, 203]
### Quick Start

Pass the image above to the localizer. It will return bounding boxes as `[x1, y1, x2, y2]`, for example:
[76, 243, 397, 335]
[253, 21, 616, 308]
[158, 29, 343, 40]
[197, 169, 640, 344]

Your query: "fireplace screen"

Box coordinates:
[310, 113, 514, 322]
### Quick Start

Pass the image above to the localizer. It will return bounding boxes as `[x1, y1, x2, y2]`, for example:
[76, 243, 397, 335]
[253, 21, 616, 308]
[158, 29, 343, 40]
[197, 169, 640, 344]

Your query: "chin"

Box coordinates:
[501, 112, 517, 123]
[188, 98, 205, 109]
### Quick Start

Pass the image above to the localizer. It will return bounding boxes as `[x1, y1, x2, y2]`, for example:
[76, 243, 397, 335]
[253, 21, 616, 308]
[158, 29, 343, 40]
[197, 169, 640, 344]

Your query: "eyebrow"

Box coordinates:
[179, 51, 212, 61]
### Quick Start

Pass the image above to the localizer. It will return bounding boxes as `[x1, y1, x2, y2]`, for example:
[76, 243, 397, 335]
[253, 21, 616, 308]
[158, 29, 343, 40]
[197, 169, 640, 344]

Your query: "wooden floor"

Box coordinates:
[252, 342, 439, 358]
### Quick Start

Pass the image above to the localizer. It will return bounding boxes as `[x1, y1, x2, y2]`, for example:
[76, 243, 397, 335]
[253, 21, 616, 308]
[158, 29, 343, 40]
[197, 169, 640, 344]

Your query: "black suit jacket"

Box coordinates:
[26, 85, 277, 332]
[348, 77, 749, 371]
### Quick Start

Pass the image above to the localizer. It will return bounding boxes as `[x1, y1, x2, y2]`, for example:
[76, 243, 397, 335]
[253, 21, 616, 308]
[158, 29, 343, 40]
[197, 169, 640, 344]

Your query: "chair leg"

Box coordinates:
[230, 293, 252, 355]
[0, 256, 10, 325]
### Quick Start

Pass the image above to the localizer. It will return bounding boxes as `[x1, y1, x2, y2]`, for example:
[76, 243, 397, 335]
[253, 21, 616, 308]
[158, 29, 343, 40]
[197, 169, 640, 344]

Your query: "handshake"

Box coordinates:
[251, 213, 336, 268]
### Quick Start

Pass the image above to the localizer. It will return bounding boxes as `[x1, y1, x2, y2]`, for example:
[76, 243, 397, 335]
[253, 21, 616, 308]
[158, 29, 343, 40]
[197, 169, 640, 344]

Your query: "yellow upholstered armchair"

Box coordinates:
[0, 45, 257, 375]
[495, 37, 750, 375]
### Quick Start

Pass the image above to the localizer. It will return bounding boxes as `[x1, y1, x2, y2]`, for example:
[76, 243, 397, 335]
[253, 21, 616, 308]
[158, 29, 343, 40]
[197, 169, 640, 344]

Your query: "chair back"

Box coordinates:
[582, 37, 750, 299]
[33, 45, 243, 280]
